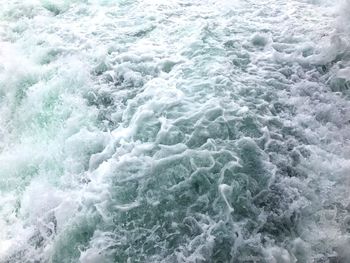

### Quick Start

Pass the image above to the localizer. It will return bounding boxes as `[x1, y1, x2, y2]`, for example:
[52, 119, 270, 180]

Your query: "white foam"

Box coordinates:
[1, 0, 350, 262]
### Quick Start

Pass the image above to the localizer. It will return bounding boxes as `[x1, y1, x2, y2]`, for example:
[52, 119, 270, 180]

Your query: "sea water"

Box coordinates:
[1, 0, 350, 262]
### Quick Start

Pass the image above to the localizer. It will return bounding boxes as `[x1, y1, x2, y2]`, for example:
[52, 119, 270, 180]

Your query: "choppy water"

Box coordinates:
[1, 0, 350, 262]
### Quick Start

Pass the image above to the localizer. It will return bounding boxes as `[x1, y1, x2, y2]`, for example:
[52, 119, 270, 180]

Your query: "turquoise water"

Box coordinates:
[1, 0, 350, 262]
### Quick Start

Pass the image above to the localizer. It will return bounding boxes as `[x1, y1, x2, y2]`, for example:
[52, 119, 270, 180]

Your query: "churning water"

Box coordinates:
[1, 0, 350, 262]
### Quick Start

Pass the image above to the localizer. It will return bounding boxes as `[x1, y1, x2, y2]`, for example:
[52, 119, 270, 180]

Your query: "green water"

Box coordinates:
[1, 0, 350, 262]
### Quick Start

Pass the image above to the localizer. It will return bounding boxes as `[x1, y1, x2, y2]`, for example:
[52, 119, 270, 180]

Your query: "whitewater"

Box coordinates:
[1, 0, 350, 262]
